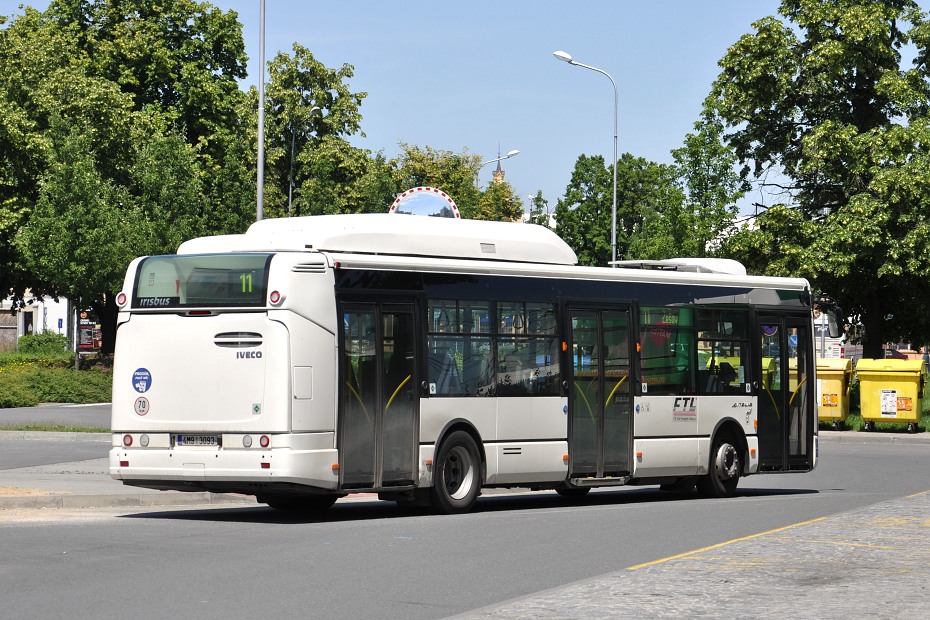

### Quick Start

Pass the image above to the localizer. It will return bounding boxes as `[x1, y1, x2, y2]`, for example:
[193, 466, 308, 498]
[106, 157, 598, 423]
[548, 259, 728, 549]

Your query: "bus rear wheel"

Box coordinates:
[429, 430, 481, 514]
[697, 433, 741, 498]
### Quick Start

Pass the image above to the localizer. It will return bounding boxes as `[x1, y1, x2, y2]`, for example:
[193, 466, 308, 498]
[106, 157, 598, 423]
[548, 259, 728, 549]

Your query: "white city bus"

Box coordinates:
[110, 212, 839, 513]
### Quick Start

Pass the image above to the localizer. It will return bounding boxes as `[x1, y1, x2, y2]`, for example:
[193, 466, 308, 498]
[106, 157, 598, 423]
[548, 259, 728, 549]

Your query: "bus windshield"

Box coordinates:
[132, 253, 273, 309]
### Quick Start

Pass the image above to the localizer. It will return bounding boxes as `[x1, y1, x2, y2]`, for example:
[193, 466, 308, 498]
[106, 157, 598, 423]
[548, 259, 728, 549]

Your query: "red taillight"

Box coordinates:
[269, 290, 283, 305]
[122, 434, 133, 447]
[259, 435, 270, 448]
[116, 292, 128, 307]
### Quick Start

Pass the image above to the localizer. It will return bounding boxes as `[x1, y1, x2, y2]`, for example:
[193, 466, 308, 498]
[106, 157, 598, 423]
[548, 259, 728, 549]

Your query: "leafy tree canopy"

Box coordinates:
[711, 0, 930, 356]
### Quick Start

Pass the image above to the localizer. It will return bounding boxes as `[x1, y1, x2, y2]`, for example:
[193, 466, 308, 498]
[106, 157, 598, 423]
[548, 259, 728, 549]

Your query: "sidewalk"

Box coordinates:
[1, 430, 928, 511]
[462, 488, 930, 619]
[0, 431, 254, 510]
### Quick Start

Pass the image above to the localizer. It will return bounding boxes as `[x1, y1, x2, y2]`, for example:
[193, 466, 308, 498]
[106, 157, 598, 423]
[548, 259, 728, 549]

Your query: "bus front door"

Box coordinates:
[757, 316, 815, 471]
[567, 307, 633, 482]
[339, 302, 419, 490]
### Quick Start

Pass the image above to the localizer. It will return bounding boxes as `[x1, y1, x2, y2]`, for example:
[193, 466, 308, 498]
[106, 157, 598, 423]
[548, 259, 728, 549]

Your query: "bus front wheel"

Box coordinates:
[697, 432, 741, 498]
[429, 430, 481, 514]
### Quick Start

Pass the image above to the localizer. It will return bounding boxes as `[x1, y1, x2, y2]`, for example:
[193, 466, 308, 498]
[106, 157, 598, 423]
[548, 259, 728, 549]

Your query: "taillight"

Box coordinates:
[122, 434, 133, 447]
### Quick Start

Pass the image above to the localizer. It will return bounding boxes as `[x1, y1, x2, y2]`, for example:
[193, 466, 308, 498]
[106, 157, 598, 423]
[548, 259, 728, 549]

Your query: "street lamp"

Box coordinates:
[257, 0, 266, 221]
[476, 148, 520, 186]
[289, 106, 321, 215]
[553, 50, 619, 267]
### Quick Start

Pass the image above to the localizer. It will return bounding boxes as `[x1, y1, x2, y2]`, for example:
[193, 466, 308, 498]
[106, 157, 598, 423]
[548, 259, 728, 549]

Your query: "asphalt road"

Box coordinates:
[0, 403, 110, 429]
[1, 437, 928, 619]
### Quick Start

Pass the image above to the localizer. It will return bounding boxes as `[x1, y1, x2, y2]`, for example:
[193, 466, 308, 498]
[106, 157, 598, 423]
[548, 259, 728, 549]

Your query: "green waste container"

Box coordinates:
[817, 358, 852, 430]
[855, 358, 926, 433]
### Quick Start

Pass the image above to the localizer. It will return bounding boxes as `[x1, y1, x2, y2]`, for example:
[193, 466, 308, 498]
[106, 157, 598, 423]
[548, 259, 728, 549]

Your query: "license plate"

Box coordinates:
[175, 434, 220, 447]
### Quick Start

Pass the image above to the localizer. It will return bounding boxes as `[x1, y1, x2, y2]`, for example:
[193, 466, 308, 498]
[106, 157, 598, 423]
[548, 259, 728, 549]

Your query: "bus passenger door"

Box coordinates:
[756, 316, 814, 471]
[566, 307, 633, 482]
[339, 302, 418, 490]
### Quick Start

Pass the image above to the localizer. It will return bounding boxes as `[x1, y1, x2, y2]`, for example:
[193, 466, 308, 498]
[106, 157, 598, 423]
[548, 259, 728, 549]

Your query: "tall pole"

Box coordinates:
[553, 51, 619, 266]
[256, 0, 266, 221]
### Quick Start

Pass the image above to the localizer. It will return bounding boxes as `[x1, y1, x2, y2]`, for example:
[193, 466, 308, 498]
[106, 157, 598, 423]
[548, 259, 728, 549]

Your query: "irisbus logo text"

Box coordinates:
[138, 297, 172, 307]
[237, 351, 263, 359]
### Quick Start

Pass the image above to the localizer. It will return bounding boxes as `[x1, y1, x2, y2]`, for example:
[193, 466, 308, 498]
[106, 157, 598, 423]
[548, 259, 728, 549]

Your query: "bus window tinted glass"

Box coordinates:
[639, 307, 695, 395]
[134, 254, 272, 308]
[697, 308, 750, 395]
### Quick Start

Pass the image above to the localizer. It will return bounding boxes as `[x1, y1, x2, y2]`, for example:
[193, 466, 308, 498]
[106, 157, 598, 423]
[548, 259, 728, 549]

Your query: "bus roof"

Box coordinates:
[179, 214, 579, 265]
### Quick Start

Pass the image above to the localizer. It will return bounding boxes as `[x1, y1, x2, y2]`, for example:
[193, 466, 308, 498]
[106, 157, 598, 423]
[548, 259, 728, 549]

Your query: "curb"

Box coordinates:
[0, 431, 110, 442]
[0, 491, 255, 511]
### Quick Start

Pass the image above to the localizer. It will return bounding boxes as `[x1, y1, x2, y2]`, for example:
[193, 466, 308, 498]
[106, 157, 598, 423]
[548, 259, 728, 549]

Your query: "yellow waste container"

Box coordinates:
[856, 358, 926, 433]
[817, 358, 852, 430]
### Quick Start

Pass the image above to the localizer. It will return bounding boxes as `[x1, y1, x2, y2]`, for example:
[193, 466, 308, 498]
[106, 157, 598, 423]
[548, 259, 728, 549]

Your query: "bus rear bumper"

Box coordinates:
[109, 444, 340, 492]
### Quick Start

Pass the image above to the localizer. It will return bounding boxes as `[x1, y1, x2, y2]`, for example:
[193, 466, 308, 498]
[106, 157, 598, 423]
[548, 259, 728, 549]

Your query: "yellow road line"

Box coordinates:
[626, 517, 827, 571]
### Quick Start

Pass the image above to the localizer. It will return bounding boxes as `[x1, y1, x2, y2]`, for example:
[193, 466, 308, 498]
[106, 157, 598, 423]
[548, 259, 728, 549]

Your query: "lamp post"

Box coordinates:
[289, 106, 320, 215]
[257, 0, 266, 221]
[553, 50, 618, 267]
[476, 148, 520, 186]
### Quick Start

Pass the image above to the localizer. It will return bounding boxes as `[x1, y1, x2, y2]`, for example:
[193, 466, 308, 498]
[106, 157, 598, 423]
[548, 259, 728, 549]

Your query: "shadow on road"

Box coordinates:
[120, 485, 819, 525]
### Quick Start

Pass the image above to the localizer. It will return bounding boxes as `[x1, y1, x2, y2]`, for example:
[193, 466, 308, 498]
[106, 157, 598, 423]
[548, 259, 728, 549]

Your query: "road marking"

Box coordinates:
[626, 516, 827, 571]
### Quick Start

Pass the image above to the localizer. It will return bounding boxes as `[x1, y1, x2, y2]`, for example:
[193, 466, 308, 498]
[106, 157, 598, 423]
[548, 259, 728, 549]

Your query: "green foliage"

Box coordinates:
[392, 143, 482, 216]
[526, 191, 553, 228]
[710, 0, 930, 356]
[554, 153, 685, 266]
[0, 0, 253, 354]
[475, 180, 523, 222]
[16, 332, 69, 355]
[0, 360, 112, 408]
[671, 107, 747, 256]
[261, 43, 369, 217]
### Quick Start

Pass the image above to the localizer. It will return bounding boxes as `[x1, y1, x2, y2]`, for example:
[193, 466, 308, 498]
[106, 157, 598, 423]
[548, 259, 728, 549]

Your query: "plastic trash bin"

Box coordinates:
[817, 358, 852, 430]
[856, 358, 926, 433]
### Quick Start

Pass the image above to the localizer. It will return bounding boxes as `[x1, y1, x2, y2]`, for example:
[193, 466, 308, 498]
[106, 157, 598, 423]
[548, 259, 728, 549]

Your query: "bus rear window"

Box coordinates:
[133, 254, 273, 308]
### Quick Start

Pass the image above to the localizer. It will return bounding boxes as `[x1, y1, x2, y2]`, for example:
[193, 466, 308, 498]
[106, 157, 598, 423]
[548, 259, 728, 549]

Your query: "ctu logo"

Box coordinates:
[236, 351, 263, 359]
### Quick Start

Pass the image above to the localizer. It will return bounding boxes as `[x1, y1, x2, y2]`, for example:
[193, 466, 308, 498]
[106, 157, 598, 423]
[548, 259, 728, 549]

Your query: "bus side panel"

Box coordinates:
[490, 396, 568, 484]
[273, 313, 337, 433]
[634, 396, 699, 437]
[111, 313, 290, 432]
[632, 438, 703, 478]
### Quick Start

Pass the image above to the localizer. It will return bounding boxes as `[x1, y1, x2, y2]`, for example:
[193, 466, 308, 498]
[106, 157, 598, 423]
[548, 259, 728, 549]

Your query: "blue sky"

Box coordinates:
[224, 0, 784, 214]
[4, 1, 926, 215]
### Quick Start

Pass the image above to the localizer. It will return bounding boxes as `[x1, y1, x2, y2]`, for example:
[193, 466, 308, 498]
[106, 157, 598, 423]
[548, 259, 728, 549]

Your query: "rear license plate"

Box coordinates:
[175, 434, 220, 447]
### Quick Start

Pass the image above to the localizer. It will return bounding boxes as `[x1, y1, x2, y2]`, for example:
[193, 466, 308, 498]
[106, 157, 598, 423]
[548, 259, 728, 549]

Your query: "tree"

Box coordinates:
[671, 107, 747, 257]
[391, 143, 482, 217]
[474, 180, 523, 222]
[262, 44, 368, 217]
[554, 153, 683, 266]
[711, 0, 930, 357]
[1, 0, 252, 353]
[553, 155, 612, 266]
[526, 191, 553, 228]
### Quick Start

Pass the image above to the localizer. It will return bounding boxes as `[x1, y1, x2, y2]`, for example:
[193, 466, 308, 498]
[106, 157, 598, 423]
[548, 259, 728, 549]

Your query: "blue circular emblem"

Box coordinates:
[132, 368, 152, 393]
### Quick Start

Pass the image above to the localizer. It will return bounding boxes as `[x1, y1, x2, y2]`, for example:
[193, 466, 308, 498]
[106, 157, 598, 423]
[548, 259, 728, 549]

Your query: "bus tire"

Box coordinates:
[697, 432, 740, 498]
[263, 494, 339, 512]
[429, 430, 481, 514]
